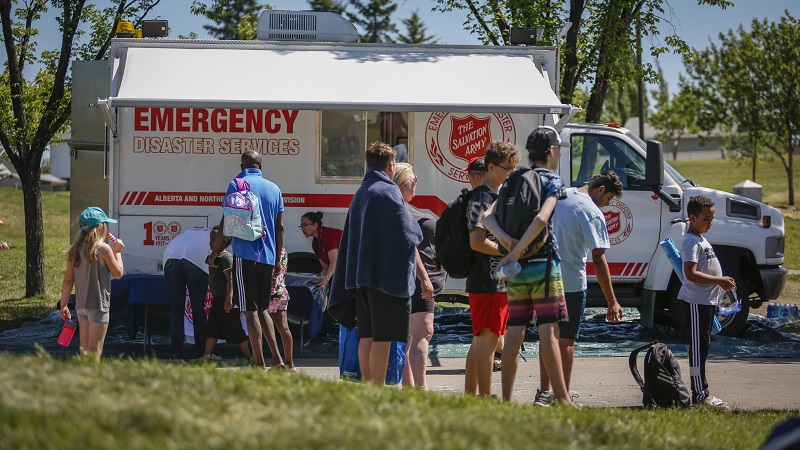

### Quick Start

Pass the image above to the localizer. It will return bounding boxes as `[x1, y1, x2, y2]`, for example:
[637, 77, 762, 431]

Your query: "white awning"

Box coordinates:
[108, 45, 574, 114]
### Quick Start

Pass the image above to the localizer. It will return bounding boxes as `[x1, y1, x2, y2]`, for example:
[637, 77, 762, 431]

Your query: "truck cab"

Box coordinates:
[558, 122, 787, 335]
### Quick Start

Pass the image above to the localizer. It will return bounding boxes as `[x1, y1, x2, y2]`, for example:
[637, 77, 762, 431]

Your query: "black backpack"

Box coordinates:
[629, 341, 691, 408]
[493, 167, 551, 258]
[434, 187, 476, 279]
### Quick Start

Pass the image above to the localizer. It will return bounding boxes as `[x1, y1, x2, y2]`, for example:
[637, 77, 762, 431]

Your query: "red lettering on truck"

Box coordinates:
[133, 108, 299, 134]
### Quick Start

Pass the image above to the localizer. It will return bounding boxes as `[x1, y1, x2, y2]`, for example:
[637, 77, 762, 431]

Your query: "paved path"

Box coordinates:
[290, 356, 800, 410]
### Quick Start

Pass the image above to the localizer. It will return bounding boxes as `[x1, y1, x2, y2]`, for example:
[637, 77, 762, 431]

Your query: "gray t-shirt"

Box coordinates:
[552, 187, 610, 292]
[678, 233, 723, 305]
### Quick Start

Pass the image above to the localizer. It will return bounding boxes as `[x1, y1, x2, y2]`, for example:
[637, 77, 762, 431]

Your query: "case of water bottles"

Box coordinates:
[766, 302, 799, 319]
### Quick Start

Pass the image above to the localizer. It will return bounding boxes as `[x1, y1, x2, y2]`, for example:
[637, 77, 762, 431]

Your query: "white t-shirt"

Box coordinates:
[678, 233, 723, 305]
[162, 226, 211, 274]
[552, 187, 610, 292]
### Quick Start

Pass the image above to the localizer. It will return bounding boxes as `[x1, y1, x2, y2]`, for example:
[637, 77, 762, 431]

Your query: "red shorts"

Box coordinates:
[468, 292, 509, 336]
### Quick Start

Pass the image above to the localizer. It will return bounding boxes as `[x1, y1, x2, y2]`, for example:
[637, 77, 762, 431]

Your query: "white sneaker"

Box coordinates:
[533, 389, 554, 407]
[203, 354, 223, 362]
[693, 395, 731, 411]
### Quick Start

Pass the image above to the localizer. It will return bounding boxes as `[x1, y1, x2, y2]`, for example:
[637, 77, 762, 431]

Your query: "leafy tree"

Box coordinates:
[431, 0, 732, 122]
[308, 0, 347, 13]
[599, 49, 645, 125]
[0, 0, 162, 297]
[648, 69, 701, 161]
[347, 0, 397, 43]
[685, 13, 798, 205]
[394, 9, 438, 44]
[190, 0, 270, 40]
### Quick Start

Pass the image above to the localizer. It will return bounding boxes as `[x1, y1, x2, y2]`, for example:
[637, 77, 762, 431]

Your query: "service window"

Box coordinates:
[319, 110, 409, 180]
[570, 134, 647, 189]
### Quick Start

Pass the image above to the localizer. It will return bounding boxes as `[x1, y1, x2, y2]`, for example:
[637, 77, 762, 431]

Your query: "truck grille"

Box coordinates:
[727, 198, 760, 220]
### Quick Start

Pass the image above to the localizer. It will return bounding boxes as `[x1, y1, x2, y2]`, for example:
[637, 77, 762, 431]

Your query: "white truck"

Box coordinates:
[69, 10, 786, 336]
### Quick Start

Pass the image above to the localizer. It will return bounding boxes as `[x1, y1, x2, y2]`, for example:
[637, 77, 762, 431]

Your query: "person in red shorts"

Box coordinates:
[300, 211, 342, 291]
[463, 142, 520, 397]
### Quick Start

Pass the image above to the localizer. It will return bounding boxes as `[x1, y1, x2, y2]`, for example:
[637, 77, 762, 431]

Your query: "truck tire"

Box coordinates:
[668, 279, 689, 336]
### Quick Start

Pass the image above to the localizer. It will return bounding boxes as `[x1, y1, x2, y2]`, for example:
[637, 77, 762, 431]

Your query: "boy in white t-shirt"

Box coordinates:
[678, 195, 736, 410]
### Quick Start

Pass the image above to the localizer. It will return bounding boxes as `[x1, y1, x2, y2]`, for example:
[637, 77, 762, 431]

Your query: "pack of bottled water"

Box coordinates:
[717, 290, 741, 316]
[767, 302, 799, 319]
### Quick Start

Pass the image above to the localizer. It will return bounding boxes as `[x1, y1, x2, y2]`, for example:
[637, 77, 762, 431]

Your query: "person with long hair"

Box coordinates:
[59, 207, 124, 360]
[299, 211, 342, 290]
[392, 163, 442, 389]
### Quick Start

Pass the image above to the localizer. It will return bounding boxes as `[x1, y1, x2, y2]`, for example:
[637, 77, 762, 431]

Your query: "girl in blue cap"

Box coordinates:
[58, 207, 125, 360]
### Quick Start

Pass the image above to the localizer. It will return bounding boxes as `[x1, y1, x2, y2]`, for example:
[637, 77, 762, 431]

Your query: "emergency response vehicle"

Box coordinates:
[69, 10, 786, 336]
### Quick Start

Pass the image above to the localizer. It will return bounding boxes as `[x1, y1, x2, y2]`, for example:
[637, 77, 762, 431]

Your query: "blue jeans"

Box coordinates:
[164, 258, 209, 358]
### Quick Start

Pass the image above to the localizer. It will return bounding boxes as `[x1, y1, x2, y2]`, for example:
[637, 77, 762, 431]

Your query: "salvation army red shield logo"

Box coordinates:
[425, 113, 517, 182]
[603, 199, 633, 245]
[449, 115, 492, 162]
[604, 211, 621, 234]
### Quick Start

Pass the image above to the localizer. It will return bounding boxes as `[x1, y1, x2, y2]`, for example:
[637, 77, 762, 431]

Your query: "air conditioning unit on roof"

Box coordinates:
[257, 10, 358, 43]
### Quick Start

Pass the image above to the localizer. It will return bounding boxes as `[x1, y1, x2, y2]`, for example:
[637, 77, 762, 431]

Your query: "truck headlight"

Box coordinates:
[765, 236, 784, 258]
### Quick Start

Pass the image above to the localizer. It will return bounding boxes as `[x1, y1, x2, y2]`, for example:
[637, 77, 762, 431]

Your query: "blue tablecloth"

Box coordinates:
[112, 273, 326, 341]
[285, 273, 327, 340]
[111, 274, 170, 339]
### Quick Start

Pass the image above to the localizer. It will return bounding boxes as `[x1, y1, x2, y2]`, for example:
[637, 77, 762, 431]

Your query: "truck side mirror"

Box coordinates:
[645, 140, 664, 188]
[644, 139, 681, 212]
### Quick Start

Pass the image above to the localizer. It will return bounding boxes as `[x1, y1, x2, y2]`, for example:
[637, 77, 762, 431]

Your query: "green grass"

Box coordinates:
[0, 187, 71, 330]
[668, 158, 798, 209]
[0, 352, 794, 450]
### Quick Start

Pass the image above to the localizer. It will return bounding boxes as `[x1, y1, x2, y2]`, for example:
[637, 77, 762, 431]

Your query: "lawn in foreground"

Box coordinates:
[0, 353, 794, 450]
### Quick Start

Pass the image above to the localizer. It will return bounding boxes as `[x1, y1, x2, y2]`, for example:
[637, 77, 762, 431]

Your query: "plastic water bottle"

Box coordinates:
[659, 238, 685, 282]
[495, 262, 522, 279]
[711, 316, 722, 335]
[58, 320, 76, 346]
[767, 303, 778, 319]
[780, 303, 791, 318]
[717, 290, 741, 316]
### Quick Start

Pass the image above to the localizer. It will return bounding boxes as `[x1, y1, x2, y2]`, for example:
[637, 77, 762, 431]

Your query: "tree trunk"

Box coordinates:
[19, 161, 46, 297]
[787, 140, 795, 207]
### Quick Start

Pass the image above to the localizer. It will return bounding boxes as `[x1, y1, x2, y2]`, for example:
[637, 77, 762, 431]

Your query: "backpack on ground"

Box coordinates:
[434, 188, 476, 279]
[493, 167, 551, 259]
[223, 178, 264, 241]
[629, 340, 691, 408]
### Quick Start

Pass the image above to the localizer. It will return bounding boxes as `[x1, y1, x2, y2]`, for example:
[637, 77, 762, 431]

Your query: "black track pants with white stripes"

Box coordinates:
[678, 300, 715, 402]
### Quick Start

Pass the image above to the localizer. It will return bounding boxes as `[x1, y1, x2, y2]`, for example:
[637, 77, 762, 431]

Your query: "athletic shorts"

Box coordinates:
[559, 291, 586, 340]
[233, 258, 274, 312]
[76, 308, 109, 324]
[506, 259, 568, 327]
[267, 291, 289, 314]
[206, 299, 247, 344]
[468, 292, 509, 336]
[411, 296, 435, 314]
[355, 287, 411, 342]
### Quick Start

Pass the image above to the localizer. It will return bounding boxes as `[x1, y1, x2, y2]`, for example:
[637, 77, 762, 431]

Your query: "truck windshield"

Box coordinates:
[624, 131, 688, 185]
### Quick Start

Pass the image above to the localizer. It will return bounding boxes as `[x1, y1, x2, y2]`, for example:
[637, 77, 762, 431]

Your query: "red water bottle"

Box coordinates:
[58, 320, 76, 346]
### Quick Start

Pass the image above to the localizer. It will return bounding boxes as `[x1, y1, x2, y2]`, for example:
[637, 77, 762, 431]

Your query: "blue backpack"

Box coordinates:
[223, 178, 264, 241]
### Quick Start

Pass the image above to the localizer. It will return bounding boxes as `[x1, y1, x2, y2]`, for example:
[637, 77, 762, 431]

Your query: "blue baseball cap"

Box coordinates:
[79, 207, 117, 230]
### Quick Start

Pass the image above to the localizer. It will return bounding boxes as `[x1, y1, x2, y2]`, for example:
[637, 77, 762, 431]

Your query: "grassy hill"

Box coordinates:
[0, 353, 794, 449]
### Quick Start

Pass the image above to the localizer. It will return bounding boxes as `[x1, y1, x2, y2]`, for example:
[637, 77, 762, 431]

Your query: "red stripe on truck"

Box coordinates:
[118, 192, 449, 214]
[586, 262, 648, 277]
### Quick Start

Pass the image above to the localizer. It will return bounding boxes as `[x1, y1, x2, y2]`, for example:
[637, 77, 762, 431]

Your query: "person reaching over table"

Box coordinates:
[300, 211, 342, 290]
